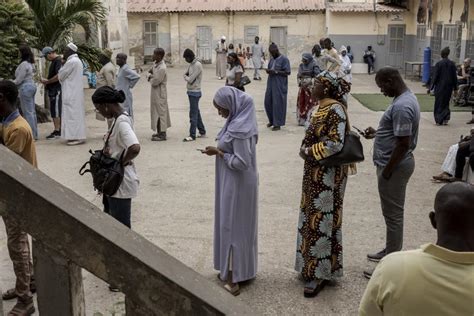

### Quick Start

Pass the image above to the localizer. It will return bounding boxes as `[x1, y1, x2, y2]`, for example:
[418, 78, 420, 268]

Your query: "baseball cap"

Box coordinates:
[41, 47, 54, 57]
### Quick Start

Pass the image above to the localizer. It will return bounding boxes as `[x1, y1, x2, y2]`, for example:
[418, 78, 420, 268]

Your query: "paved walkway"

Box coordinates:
[1, 66, 470, 315]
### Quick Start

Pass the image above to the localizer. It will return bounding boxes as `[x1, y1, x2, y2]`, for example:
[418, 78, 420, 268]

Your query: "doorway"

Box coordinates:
[197, 26, 212, 64]
[270, 27, 288, 56]
[387, 25, 405, 69]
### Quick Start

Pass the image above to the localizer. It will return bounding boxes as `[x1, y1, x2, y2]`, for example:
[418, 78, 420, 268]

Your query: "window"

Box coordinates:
[244, 26, 259, 44]
[467, 21, 474, 58]
[144, 21, 158, 47]
[443, 24, 457, 41]
[416, 25, 426, 40]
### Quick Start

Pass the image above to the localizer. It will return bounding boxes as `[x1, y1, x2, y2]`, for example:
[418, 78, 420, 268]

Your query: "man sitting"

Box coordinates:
[454, 58, 471, 106]
[359, 182, 474, 316]
[433, 127, 474, 182]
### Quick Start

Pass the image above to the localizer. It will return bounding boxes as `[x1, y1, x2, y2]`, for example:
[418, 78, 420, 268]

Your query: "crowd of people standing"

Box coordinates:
[1, 33, 473, 316]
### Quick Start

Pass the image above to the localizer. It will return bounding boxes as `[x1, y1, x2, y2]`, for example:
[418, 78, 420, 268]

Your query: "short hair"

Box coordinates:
[0, 80, 19, 105]
[183, 48, 195, 60]
[255, 36, 259, 40]
[441, 47, 450, 58]
[154, 48, 165, 57]
[116, 53, 127, 60]
[375, 66, 404, 83]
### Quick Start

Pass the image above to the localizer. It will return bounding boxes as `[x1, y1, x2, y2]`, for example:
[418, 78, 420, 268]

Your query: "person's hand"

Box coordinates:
[201, 146, 221, 157]
[41, 79, 48, 85]
[299, 146, 307, 160]
[363, 127, 377, 139]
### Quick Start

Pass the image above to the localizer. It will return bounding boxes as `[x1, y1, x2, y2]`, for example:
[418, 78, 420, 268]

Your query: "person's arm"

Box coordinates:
[125, 68, 140, 89]
[430, 63, 439, 91]
[185, 63, 201, 83]
[381, 108, 414, 179]
[301, 105, 346, 160]
[275, 57, 291, 76]
[105, 67, 116, 87]
[118, 120, 140, 166]
[150, 66, 166, 87]
[13, 63, 28, 85]
[58, 60, 74, 83]
[234, 68, 243, 87]
[4, 128, 27, 155]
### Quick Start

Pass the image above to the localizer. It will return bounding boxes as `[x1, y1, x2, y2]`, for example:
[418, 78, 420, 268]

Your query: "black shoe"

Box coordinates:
[367, 249, 386, 262]
[303, 280, 328, 298]
[266, 123, 273, 128]
[108, 285, 120, 292]
[46, 130, 60, 140]
[272, 126, 281, 131]
[363, 268, 374, 280]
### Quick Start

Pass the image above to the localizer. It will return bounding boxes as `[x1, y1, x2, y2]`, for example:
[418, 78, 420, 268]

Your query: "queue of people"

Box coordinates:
[1, 36, 473, 316]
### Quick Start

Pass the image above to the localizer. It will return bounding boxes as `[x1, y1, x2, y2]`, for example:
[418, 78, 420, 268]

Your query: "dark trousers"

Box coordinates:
[434, 90, 452, 124]
[377, 156, 415, 254]
[104, 196, 132, 228]
[366, 56, 375, 73]
[188, 93, 206, 139]
[455, 142, 471, 178]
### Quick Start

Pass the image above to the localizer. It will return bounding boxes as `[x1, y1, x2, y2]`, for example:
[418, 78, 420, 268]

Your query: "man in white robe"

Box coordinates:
[115, 53, 140, 118]
[340, 45, 352, 83]
[58, 42, 86, 146]
[251, 36, 265, 80]
[215, 36, 227, 79]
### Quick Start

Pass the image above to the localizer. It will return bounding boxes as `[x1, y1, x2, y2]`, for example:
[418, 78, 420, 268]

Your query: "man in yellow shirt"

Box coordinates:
[0, 80, 37, 315]
[359, 182, 474, 316]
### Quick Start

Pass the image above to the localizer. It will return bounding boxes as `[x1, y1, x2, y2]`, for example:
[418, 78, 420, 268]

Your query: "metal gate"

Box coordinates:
[270, 27, 288, 56]
[144, 21, 158, 58]
[197, 26, 212, 64]
[388, 25, 405, 68]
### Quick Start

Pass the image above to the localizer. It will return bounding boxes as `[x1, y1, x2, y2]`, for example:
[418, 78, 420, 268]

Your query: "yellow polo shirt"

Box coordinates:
[359, 243, 474, 316]
[0, 115, 37, 167]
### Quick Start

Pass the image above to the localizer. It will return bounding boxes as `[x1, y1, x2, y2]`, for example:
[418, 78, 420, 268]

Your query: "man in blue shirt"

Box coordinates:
[362, 67, 420, 278]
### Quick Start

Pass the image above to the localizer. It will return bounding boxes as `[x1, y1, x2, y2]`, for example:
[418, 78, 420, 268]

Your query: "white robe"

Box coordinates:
[341, 55, 352, 83]
[58, 54, 86, 140]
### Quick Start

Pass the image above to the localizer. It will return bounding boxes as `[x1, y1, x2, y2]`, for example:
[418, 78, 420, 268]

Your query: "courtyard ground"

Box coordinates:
[1, 66, 470, 315]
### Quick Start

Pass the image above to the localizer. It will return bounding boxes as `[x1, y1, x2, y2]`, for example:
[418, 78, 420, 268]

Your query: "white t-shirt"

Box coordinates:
[103, 114, 140, 199]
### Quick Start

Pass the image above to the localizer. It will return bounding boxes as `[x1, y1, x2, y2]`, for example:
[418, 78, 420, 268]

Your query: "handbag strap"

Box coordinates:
[103, 113, 125, 151]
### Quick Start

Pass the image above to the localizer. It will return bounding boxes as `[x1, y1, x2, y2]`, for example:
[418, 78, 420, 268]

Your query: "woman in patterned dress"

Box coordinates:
[295, 71, 351, 297]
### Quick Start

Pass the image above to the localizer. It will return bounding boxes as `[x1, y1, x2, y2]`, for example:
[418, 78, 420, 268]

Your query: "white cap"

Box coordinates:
[67, 42, 78, 52]
[221, 36, 226, 40]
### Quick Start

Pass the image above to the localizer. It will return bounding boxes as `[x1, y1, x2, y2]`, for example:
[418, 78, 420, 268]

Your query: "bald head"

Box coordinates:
[431, 183, 474, 250]
[375, 67, 406, 98]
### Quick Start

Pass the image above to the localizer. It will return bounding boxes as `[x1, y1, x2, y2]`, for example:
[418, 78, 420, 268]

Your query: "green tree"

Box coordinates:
[0, 0, 36, 79]
[25, 0, 108, 71]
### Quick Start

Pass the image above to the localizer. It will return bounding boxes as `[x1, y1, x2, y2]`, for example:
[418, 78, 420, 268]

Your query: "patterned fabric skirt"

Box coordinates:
[295, 164, 348, 281]
[296, 85, 315, 126]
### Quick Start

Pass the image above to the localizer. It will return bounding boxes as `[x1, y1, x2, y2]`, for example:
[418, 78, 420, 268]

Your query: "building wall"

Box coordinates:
[128, 11, 325, 66]
[102, 0, 130, 55]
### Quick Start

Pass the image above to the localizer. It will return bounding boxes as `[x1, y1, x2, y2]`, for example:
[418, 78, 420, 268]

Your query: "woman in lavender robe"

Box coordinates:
[201, 86, 259, 296]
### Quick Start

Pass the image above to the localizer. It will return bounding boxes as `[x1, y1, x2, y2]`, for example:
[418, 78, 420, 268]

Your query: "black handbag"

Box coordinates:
[319, 103, 364, 167]
[239, 75, 251, 87]
[79, 116, 125, 196]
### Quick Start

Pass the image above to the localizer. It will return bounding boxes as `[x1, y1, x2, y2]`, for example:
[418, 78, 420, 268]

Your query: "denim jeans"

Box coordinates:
[106, 197, 132, 228]
[19, 82, 38, 140]
[187, 91, 206, 139]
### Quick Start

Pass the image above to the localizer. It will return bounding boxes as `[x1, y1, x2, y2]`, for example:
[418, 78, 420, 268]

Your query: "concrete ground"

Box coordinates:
[1, 67, 470, 315]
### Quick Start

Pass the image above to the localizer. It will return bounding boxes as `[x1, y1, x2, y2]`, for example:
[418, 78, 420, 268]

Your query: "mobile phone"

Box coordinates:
[352, 125, 365, 136]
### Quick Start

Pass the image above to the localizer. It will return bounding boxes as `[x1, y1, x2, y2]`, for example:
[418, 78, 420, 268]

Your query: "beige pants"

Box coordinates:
[3, 216, 33, 300]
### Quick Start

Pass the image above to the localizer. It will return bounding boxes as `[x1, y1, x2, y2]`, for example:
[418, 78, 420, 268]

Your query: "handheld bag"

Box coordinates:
[79, 116, 125, 196]
[319, 103, 364, 167]
[239, 75, 251, 87]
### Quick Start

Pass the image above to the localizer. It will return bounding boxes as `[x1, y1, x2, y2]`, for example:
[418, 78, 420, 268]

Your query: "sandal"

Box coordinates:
[2, 288, 17, 300]
[224, 283, 240, 296]
[183, 136, 195, 142]
[304, 279, 328, 298]
[8, 299, 35, 316]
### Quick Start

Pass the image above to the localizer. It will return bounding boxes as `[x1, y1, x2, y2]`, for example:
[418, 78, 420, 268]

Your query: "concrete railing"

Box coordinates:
[0, 146, 251, 315]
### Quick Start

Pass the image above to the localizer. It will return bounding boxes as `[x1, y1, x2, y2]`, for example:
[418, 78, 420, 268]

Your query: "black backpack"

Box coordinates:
[79, 116, 125, 196]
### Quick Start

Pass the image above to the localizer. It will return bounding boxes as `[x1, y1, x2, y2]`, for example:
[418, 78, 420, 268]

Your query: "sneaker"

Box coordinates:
[151, 133, 167, 141]
[183, 136, 195, 142]
[367, 249, 386, 262]
[272, 126, 281, 131]
[67, 140, 85, 146]
[197, 133, 207, 138]
[467, 119, 474, 124]
[363, 268, 375, 279]
[46, 130, 60, 140]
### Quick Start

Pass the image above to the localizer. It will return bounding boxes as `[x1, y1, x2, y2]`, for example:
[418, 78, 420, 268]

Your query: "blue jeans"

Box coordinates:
[19, 82, 38, 140]
[106, 197, 132, 228]
[187, 91, 206, 139]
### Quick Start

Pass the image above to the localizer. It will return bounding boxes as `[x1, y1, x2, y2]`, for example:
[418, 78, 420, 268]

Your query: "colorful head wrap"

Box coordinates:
[315, 71, 351, 103]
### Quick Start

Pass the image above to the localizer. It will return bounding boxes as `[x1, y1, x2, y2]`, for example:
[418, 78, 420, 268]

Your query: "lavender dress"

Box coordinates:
[213, 87, 259, 283]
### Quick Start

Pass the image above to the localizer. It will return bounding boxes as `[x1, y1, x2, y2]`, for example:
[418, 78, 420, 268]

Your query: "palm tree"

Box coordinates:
[0, 0, 35, 79]
[25, 0, 108, 71]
